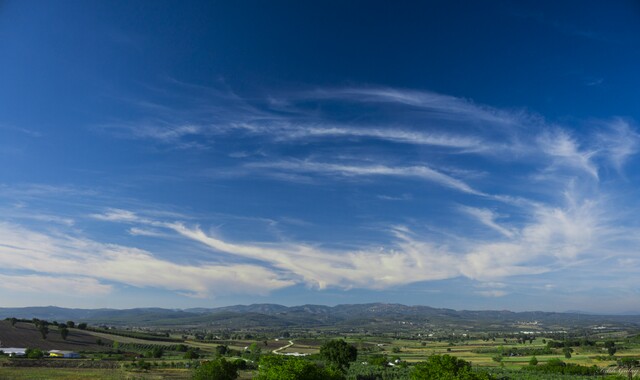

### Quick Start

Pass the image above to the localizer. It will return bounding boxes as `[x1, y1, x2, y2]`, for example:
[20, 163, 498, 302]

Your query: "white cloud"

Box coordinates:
[0, 274, 112, 296]
[538, 129, 599, 179]
[304, 87, 528, 127]
[90, 208, 143, 223]
[595, 119, 640, 172]
[128, 227, 166, 237]
[247, 160, 484, 195]
[0, 223, 293, 298]
[459, 206, 515, 238]
[476, 290, 508, 297]
[232, 122, 486, 151]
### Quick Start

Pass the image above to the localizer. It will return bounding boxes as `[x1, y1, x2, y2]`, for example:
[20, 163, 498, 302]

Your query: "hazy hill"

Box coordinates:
[0, 303, 639, 331]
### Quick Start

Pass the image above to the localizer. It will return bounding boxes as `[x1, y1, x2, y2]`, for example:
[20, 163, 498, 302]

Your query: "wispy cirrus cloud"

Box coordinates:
[84, 188, 617, 295]
[231, 122, 486, 151]
[538, 129, 599, 179]
[0, 274, 112, 296]
[246, 160, 484, 195]
[459, 206, 515, 238]
[0, 222, 293, 298]
[300, 87, 534, 128]
[594, 119, 640, 172]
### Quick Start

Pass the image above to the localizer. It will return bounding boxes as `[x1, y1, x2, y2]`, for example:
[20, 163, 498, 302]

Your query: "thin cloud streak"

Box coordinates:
[246, 160, 484, 195]
[85, 190, 614, 296]
[0, 222, 293, 298]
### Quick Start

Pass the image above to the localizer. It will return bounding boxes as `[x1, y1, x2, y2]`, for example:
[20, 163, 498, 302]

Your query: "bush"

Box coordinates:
[25, 348, 44, 359]
[193, 358, 238, 380]
[411, 355, 494, 380]
[256, 355, 344, 380]
[184, 348, 200, 359]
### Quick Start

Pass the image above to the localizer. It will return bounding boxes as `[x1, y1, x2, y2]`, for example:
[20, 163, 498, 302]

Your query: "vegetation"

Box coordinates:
[192, 357, 238, 380]
[2, 309, 640, 380]
[411, 355, 494, 380]
[320, 339, 358, 371]
[255, 355, 344, 380]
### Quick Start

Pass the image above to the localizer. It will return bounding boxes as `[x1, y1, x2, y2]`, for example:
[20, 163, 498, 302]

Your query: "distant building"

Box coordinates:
[1, 348, 27, 357]
[48, 350, 80, 358]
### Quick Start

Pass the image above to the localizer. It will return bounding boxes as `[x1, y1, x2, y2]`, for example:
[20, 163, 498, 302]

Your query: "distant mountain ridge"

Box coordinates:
[0, 303, 639, 331]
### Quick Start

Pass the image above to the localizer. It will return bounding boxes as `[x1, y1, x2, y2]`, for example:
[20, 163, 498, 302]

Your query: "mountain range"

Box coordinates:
[0, 304, 638, 332]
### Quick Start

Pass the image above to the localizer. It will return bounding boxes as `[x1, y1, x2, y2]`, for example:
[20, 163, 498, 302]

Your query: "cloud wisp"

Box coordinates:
[82, 192, 612, 297]
[246, 160, 484, 195]
[0, 222, 293, 298]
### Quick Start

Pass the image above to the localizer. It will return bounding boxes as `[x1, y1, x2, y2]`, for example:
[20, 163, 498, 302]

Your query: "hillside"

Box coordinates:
[1, 304, 639, 332]
[0, 320, 113, 351]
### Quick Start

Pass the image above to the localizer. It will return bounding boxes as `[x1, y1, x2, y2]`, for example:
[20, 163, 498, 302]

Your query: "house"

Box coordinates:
[1, 348, 27, 357]
[48, 350, 80, 358]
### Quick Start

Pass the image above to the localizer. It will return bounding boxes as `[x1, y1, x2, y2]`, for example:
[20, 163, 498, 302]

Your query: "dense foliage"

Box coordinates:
[411, 355, 494, 380]
[521, 359, 602, 376]
[255, 355, 344, 380]
[320, 339, 358, 371]
[192, 358, 238, 380]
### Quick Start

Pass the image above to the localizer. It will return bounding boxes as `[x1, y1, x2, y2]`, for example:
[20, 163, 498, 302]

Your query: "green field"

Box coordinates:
[0, 367, 190, 379]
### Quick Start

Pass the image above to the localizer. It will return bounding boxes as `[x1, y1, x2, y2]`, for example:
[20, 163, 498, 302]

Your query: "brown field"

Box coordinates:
[0, 321, 113, 351]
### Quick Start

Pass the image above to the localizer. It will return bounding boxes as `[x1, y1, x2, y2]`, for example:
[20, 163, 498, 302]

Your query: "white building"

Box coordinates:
[1, 347, 27, 357]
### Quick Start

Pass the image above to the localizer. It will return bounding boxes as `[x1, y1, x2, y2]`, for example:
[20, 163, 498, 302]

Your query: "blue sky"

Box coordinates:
[1, 1, 640, 312]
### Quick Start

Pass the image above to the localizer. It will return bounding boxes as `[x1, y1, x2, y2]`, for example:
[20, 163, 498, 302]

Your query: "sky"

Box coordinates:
[1, 1, 640, 313]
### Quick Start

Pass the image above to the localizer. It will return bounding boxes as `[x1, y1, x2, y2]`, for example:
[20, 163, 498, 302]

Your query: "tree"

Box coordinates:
[368, 354, 389, 367]
[319, 339, 358, 371]
[411, 354, 494, 380]
[25, 348, 44, 359]
[146, 346, 163, 358]
[216, 345, 229, 356]
[60, 326, 69, 340]
[9, 317, 17, 327]
[563, 347, 572, 359]
[617, 357, 639, 380]
[38, 324, 49, 340]
[245, 342, 262, 362]
[529, 356, 538, 366]
[255, 356, 344, 380]
[66, 320, 75, 328]
[192, 358, 238, 380]
[184, 348, 200, 359]
[77, 322, 87, 330]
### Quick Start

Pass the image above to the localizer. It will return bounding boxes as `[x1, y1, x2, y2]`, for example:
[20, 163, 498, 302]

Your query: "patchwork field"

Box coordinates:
[0, 320, 113, 352]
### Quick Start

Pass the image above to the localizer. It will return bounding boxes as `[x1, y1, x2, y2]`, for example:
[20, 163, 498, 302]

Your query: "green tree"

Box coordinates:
[368, 354, 388, 367]
[529, 356, 538, 366]
[9, 317, 17, 327]
[216, 344, 229, 356]
[319, 339, 358, 371]
[184, 348, 200, 359]
[245, 342, 262, 362]
[77, 322, 87, 330]
[66, 320, 75, 328]
[146, 346, 163, 358]
[411, 354, 493, 380]
[38, 324, 49, 339]
[256, 356, 343, 380]
[25, 348, 44, 359]
[617, 357, 639, 380]
[563, 347, 573, 359]
[59, 326, 69, 340]
[192, 358, 238, 380]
